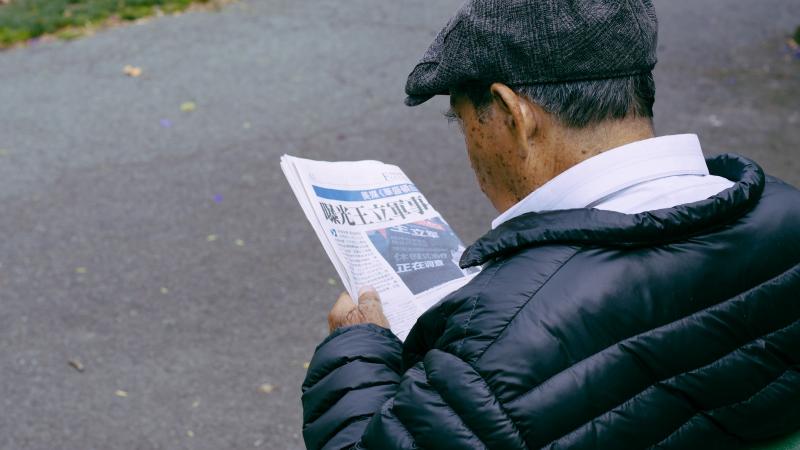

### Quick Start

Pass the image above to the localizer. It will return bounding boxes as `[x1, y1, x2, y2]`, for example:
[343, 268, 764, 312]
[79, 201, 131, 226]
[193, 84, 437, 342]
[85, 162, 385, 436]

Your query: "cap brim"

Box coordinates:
[404, 94, 435, 107]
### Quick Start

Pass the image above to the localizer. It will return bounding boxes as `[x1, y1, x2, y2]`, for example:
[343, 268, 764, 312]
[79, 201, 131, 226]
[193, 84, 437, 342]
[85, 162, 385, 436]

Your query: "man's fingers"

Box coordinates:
[329, 291, 356, 332]
[328, 287, 390, 333]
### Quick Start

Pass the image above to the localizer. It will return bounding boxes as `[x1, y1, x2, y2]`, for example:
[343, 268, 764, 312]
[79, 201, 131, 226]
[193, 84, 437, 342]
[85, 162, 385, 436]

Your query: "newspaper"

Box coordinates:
[281, 155, 480, 341]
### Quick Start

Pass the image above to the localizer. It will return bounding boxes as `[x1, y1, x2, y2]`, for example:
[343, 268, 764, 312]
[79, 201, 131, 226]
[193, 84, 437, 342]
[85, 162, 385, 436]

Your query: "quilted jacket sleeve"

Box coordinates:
[302, 322, 525, 450]
[301, 324, 404, 450]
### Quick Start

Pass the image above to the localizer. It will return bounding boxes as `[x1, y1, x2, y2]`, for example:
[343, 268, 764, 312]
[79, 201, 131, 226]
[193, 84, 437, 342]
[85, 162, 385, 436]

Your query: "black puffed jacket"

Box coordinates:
[301, 154, 800, 449]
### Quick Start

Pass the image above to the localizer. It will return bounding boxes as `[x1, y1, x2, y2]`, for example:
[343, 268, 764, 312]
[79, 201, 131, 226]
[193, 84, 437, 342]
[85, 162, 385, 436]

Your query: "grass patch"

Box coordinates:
[0, 0, 213, 47]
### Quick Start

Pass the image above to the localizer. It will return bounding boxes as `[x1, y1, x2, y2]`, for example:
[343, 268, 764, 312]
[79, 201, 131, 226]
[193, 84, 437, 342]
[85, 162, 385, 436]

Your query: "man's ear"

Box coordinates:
[490, 83, 537, 159]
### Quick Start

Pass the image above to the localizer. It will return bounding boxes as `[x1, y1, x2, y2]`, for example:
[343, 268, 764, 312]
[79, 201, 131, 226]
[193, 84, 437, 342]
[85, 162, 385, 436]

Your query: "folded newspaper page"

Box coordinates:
[281, 155, 480, 341]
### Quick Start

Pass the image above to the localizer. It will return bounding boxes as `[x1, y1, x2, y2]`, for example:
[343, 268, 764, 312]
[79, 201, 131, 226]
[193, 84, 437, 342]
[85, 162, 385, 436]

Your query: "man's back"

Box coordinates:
[302, 154, 800, 449]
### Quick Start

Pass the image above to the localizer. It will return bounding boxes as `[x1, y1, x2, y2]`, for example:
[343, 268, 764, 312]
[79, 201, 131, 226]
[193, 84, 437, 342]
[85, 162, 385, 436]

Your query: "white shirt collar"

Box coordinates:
[492, 134, 710, 229]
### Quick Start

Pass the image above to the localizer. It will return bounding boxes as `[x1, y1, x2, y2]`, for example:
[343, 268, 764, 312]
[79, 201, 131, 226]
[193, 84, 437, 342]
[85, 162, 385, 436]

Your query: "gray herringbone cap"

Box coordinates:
[405, 0, 658, 106]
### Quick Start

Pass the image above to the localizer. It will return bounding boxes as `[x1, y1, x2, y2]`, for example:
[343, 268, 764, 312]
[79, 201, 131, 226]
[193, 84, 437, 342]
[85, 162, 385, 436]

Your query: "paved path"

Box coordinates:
[0, 1, 797, 449]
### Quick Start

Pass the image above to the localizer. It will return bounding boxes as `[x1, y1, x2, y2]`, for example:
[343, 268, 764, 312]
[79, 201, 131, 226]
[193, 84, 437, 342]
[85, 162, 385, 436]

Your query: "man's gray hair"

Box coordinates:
[457, 72, 655, 129]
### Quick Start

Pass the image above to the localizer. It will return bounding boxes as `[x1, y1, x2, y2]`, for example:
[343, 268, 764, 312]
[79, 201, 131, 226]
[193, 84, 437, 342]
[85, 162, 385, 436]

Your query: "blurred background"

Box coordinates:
[0, 0, 797, 449]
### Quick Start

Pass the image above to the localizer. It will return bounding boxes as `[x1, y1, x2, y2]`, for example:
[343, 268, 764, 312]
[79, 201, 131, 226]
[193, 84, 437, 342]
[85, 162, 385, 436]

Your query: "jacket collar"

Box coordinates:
[460, 153, 765, 268]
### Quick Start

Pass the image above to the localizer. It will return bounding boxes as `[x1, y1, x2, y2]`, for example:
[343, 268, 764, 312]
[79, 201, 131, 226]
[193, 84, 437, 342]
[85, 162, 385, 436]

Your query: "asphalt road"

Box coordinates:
[0, 1, 797, 449]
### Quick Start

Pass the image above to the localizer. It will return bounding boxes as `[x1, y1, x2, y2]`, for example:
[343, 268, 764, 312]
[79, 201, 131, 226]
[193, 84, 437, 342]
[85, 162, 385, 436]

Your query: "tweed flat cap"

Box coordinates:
[405, 0, 658, 106]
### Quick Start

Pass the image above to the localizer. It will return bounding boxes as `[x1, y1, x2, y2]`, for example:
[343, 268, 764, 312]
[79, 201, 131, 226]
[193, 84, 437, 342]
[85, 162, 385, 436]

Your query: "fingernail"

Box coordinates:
[358, 286, 376, 296]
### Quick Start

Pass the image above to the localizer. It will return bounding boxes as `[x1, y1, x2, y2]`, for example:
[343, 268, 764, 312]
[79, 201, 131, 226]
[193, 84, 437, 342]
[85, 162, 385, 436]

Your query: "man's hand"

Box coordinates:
[328, 286, 390, 333]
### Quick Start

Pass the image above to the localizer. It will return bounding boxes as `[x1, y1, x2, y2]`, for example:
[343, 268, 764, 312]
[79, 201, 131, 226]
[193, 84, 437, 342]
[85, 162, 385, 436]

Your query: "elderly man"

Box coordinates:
[301, 1, 800, 449]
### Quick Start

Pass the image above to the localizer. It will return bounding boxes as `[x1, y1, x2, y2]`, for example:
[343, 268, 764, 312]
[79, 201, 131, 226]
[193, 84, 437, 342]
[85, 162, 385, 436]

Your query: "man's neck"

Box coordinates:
[554, 118, 656, 174]
[494, 118, 656, 213]
[499, 118, 656, 211]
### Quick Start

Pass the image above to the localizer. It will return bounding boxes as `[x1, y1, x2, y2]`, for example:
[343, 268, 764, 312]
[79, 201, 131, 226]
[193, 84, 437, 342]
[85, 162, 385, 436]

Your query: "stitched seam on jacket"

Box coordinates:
[510, 261, 800, 404]
[455, 258, 511, 355]
[473, 247, 583, 363]
[421, 358, 489, 450]
[646, 366, 798, 449]
[456, 295, 480, 354]
[541, 265, 800, 448]
[462, 248, 581, 450]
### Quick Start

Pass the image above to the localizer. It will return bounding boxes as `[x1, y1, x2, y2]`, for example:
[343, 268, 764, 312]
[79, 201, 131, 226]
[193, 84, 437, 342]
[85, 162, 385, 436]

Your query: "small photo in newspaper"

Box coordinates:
[367, 217, 474, 295]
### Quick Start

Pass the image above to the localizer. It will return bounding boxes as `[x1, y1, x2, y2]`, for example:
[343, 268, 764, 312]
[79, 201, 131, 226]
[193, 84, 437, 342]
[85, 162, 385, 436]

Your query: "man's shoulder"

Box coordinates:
[739, 173, 800, 244]
[406, 173, 800, 364]
[761, 174, 800, 216]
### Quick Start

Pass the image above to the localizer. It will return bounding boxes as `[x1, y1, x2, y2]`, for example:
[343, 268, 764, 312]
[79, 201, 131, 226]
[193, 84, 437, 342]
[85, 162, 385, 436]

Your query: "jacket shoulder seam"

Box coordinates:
[452, 257, 512, 355]
[473, 247, 584, 364]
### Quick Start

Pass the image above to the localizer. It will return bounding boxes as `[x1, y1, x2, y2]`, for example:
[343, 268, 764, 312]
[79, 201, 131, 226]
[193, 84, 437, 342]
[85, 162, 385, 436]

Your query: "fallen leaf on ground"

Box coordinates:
[115, 390, 128, 398]
[68, 359, 84, 372]
[123, 65, 142, 77]
[235, 239, 245, 247]
[160, 287, 169, 294]
[327, 278, 337, 286]
[192, 400, 200, 408]
[180, 101, 197, 112]
[187, 430, 194, 437]
[302, 362, 311, 369]
[207, 234, 218, 242]
[75, 267, 87, 274]
[258, 383, 275, 394]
